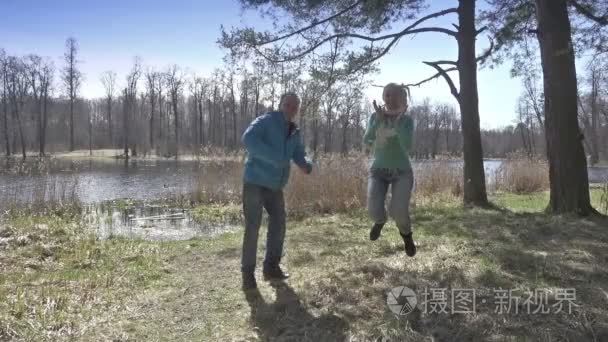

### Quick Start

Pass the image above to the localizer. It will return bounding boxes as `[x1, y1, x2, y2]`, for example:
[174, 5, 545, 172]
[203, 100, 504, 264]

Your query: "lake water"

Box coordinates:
[1, 157, 606, 240]
[1, 157, 606, 204]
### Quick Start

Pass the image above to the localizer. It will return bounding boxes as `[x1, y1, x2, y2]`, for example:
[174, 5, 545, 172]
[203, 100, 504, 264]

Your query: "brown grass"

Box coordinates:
[95, 195, 608, 341]
[601, 182, 608, 215]
[190, 154, 558, 216]
[492, 156, 549, 194]
[413, 160, 463, 198]
[1, 175, 82, 217]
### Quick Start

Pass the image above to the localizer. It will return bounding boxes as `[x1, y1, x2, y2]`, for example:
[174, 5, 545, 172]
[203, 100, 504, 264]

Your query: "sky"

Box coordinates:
[1, 0, 537, 129]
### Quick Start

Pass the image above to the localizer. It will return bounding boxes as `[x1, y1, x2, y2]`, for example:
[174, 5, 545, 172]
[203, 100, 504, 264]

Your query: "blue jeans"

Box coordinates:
[367, 168, 414, 234]
[241, 183, 286, 273]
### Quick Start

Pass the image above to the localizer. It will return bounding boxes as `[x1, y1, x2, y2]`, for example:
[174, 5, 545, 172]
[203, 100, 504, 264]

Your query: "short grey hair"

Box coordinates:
[279, 92, 300, 108]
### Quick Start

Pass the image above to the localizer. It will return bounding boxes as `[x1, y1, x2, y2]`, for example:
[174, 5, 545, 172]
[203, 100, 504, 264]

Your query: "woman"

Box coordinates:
[363, 83, 416, 257]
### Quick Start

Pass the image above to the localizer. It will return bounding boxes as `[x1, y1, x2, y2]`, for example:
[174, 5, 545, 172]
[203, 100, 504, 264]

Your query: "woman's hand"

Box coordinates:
[372, 100, 386, 121]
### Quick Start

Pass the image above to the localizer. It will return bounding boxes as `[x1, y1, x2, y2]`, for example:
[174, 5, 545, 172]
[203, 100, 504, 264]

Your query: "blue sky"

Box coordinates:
[1, 0, 534, 129]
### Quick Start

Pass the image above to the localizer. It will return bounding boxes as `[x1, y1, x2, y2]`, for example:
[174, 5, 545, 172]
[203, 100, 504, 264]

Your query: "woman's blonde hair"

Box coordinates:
[383, 83, 410, 108]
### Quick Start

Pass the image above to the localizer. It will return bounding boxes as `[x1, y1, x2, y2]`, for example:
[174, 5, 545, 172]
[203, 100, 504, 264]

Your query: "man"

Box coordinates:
[240, 92, 313, 290]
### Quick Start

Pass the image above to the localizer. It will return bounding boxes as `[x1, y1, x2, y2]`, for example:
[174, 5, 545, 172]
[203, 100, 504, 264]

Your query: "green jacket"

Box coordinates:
[363, 113, 414, 171]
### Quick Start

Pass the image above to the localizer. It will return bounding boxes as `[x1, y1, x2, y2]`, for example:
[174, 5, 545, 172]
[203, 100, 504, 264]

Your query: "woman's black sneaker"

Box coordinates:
[400, 232, 417, 257]
[370, 223, 385, 241]
[242, 272, 257, 290]
[263, 265, 290, 280]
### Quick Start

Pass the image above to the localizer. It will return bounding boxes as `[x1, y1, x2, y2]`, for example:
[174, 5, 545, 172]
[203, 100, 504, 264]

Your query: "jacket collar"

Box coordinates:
[270, 111, 299, 136]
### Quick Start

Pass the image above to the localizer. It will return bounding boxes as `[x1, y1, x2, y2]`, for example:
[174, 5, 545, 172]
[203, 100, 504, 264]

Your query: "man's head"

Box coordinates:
[279, 92, 301, 121]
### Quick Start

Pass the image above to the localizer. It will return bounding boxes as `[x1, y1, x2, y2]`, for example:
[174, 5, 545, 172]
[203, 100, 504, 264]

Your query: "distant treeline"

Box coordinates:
[1, 39, 606, 162]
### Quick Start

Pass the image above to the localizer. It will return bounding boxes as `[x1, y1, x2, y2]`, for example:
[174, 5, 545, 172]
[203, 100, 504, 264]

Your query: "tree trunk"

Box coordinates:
[2, 83, 10, 156]
[70, 97, 74, 151]
[222, 100, 227, 148]
[158, 93, 163, 148]
[88, 107, 92, 156]
[199, 98, 204, 146]
[173, 95, 179, 157]
[107, 98, 113, 148]
[123, 89, 129, 159]
[324, 105, 333, 153]
[231, 85, 237, 149]
[341, 124, 349, 155]
[458, 0, 488, 206]
[588, 68, 600, 165]
[254, 85, 260, 119]
[149, 95, 155, 150]
[41, 90, 48, 155]
[13, 108, 25, 159]
[535, 0, 595, 215]
[207, 98, 213, 146]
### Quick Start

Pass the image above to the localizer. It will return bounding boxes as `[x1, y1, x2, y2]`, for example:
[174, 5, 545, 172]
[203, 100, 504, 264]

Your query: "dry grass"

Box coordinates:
[0, 214, 169, 341]
[601, 182, 608, 215]
[413, 160, 463, 198]
[192, 154, 466, 217]
[1, 175, 82, 218]
[2, 185, 607, 340]
[188, 154, 594, 217]
[94, 193, 608, 341]
[492, 156, 549, 194]
[286, 154, 368, 217]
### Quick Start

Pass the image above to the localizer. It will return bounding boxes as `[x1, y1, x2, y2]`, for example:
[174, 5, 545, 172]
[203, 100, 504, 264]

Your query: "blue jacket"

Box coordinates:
[242, 111, 313, 190]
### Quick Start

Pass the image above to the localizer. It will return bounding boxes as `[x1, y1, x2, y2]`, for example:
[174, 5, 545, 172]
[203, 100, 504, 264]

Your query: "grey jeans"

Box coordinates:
[367, 168, 414, 234]
[241, 183, 286, 273]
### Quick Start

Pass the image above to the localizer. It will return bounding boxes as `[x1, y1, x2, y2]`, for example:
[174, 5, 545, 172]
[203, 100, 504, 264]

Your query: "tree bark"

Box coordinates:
[535, 0, 595, 215]
[2, 69, 10, 156]
[458, 0, 489, 206]
[198, 97, 204, 146]
[173, 95, 179, 157]
[41, 88, 48, 155]
[123, 89, 129, 159]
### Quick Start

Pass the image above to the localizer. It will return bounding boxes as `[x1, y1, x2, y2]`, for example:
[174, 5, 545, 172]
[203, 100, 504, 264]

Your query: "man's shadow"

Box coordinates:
[244, 281, 349, 341]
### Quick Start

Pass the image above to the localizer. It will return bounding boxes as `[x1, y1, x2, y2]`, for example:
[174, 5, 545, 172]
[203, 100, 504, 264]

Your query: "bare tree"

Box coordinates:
[100, 70, 117, 147]
[124, 58, 142, 159]
[62, 37, 82, 152]
[39, 59, 53, 155]
[6, 56, 28, 159]
[165, 65, 184, 157]
[145, 70, 160, 150]
[0, 50, 10, 156]
[578, 63, 602, 165]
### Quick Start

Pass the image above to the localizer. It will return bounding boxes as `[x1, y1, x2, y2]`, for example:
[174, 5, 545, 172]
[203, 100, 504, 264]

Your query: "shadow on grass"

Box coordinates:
[301, 204, 608, 340]
[244, 281, 348, 342]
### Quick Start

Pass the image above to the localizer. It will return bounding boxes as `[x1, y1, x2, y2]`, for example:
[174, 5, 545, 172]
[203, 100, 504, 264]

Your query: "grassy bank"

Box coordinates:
[1, 191, 607, 341]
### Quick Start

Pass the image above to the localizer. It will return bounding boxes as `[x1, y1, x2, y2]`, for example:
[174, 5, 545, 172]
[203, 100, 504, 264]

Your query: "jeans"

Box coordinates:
[241, 183, 286, 273]
[367, 168, 414, 234]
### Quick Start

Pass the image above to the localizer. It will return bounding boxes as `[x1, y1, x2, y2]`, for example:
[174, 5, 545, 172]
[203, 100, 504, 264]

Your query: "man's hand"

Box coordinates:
[298, 164, 312, 175]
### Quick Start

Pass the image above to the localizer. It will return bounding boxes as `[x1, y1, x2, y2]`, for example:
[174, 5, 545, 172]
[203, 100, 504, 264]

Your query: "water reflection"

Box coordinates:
[82, 200, 240, 241]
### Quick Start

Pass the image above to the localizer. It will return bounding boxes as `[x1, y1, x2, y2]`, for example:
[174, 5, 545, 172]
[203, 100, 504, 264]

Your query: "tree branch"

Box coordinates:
[476, 37, 495, 64]
[251, 7, 458, 63]
[257, 26, 456, 63]
[405, 67, 458, 87]
[423, 61, 460, 101]
[257, 0, 365, 46]
[569, 0, 608, 25]
[405, 38, 493, 89]
[431, 60, 458, 66]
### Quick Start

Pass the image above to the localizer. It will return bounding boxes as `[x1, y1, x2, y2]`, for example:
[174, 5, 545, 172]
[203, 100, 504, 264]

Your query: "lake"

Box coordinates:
[1, 157, 606, 205]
